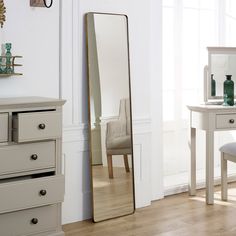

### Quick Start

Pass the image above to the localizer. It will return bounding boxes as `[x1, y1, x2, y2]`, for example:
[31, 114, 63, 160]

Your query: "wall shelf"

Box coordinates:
[0, 56, 23, 77]
[0, 73, 23, 77]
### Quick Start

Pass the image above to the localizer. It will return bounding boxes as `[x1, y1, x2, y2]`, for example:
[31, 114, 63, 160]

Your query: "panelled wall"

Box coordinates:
[0, 0, 163, 225]
[60, 0, 162, 224]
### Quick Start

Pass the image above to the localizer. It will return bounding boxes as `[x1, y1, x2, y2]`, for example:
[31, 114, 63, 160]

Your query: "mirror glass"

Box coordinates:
[86, 13, 135, 222]
[208, 48, 236, 100]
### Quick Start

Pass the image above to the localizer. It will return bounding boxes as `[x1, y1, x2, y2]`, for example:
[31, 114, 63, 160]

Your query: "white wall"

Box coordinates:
[150, 0, 163, 201]
[0, 0, 60, 98]
[61, 0, 163, 224]
[0, 0, 163, 225]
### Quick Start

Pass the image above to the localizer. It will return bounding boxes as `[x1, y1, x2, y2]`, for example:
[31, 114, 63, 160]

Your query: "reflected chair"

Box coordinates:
[106, 98, 132, 178]
[220, 142, 236, 201]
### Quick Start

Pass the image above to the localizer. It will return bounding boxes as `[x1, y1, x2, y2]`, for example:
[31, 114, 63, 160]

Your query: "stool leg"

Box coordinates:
[221, 152, 228, 201]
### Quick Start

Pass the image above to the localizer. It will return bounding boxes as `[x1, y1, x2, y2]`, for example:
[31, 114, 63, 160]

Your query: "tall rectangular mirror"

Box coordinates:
[86, 12, 135, 222]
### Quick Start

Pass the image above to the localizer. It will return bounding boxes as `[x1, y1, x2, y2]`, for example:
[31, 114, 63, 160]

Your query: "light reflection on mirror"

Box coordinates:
[86, 12, 135, 222]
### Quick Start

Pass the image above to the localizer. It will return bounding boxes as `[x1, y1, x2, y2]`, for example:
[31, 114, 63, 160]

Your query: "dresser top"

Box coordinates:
[187, 104, 236, 112]
[0, 97, 66, 109]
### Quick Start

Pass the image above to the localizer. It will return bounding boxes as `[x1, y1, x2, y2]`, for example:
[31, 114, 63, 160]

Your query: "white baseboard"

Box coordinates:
[164, 174, 236, 196]
[62, 190, 92, 224]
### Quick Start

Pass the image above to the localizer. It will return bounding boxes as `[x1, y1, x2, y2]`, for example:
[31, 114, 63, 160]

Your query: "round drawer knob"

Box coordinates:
[39, 189, 47, 196]
[31, 218, 38, 225]
[31, 154, 38, 160]
[38, 123, 46, 130]
[229, 119, 235, 124]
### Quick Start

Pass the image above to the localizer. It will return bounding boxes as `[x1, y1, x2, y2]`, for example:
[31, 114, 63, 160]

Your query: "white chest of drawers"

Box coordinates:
[0, 97, 66, 236]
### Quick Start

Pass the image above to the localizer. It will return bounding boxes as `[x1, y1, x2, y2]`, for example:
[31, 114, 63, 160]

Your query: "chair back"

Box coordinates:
[118, 98, 131, 135]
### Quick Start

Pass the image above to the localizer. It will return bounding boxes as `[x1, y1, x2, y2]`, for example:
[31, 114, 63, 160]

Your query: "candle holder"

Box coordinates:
[0, 55, 23, 77]
[0, 43, 23, 77]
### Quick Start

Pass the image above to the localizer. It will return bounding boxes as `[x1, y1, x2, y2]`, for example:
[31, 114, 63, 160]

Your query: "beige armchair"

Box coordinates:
[106, 99, 132, 178]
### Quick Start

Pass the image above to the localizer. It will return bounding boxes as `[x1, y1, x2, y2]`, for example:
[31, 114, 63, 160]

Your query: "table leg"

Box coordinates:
[206, 130, 214, 204]
[189, 127, 196, 196]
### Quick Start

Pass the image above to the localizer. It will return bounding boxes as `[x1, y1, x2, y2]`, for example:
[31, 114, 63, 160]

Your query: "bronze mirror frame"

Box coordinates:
[86, 12, 135, 222]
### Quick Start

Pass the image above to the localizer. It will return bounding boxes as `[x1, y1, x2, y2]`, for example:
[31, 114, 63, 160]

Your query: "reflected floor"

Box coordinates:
[92, 165, 134, 222]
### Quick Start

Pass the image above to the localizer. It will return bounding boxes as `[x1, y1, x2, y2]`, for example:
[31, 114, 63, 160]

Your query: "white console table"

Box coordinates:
[188, 104, 236, 204]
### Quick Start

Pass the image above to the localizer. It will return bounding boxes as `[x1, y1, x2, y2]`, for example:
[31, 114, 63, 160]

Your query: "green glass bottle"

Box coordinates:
[223, 75, 234, 106]
[211, 74, 216, 97]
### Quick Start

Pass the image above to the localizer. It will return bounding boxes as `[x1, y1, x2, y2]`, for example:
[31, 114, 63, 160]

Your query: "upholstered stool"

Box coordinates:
[220, 142, 236, 201]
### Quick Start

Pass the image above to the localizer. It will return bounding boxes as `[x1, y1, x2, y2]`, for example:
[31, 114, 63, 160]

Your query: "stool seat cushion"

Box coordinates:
[220, 142, 236, 156]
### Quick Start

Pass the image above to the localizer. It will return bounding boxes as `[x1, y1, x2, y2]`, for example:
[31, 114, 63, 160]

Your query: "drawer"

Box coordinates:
[0, 205, 58, 236]
[216, 114, 236, 129]
[13, 111, 62, 143]
[0, 175, 64, 214]
[0, 141, 55, 176]
[0, 113, 8, 142]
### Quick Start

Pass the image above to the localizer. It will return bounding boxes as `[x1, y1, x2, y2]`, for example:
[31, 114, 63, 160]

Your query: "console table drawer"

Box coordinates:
[13, 111, 62, 142]
[0, 141, 55, 176]
[0, 175, 64, 214]
[0, 205, 57, 236]
[216, 114, 236, 129]
[0, 113, 8, 142]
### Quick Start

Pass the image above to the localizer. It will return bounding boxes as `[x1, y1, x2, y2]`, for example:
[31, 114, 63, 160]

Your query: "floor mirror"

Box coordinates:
[86, 12, 135, 222]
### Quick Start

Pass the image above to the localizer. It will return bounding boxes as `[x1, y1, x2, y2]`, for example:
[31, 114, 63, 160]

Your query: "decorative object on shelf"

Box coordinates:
[0, 43, 22, 77]
[0, 44, 5, 74]
[0, 54, 3, 74]
[0, 0, 6, 28]
[223, 75, 234, 106]
[30, 0, 53, 8]
[5, 43, 13, 74]
[211, 74, 216, 97]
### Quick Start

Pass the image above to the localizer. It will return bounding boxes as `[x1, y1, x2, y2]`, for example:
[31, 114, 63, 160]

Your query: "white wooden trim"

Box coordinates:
[165, 174, 236, 197]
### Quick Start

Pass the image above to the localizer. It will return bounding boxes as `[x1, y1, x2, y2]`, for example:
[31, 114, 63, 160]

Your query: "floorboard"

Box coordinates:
[63, 182, 236, 236]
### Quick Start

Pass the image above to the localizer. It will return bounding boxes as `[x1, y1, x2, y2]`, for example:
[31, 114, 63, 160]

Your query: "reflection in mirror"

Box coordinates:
[207, 47, 236, 101]
[86, 12, 135, 222]
[211, 54, 236, 97]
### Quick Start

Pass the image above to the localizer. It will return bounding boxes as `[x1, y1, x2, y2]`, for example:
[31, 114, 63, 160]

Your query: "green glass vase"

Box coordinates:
[211, 74, 216, 97]
[223, 75, 234, 106]
[5, 43, 13, 74]
[0, 56, 3, 74]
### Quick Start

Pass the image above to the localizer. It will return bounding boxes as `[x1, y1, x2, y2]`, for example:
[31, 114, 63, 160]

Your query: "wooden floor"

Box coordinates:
[63, 182, 236, 236]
